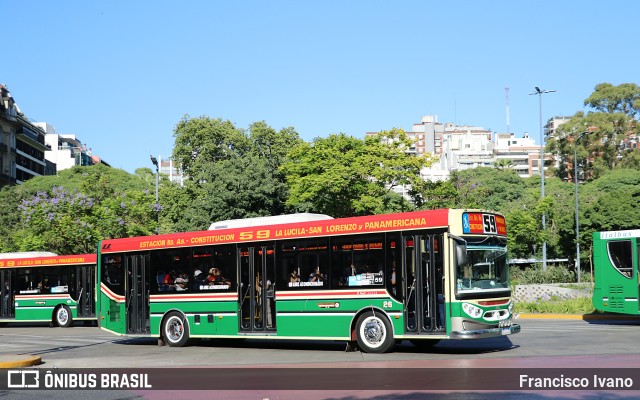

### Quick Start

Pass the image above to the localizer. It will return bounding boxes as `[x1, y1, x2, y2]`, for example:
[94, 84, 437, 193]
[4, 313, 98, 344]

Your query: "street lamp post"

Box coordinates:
[150, 155, 159, 235]
[573, 132, 589, 283]
[529, 87, 556, 270]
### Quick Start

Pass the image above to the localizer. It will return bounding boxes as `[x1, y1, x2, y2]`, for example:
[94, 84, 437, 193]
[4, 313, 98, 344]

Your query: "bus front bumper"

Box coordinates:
[450, 323, 521, 339]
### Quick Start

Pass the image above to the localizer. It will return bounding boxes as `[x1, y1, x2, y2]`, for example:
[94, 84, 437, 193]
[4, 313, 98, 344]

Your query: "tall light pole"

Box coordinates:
[573, 131, 590, 283]
[150, 155, 159, 235]
[529, 87, 556, 270]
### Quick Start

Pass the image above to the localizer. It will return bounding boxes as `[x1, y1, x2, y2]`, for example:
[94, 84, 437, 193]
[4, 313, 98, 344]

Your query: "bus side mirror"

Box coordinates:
[456, 243, 468, 268]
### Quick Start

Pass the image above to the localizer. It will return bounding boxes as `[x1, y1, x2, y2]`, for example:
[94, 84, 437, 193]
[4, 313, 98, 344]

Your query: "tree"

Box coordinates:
[550, 111, 634, 180]
[448, 167, 526, 211]
[172, 115, 249, 179]
[168, 117, 302, 231]
[550, 83, 640, 181]
[6, 164, 157, 254]
[282, 130, 432, 217]
[584, 83, 640, 117]
[494, 158, 514, 170]
[580, 168, 640, 241]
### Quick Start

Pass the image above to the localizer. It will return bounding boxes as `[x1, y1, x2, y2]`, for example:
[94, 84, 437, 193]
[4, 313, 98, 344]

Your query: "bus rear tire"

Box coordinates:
[355, 311, 394, 353]
[54, 305, 72, 328]
[163, 312, 189, 347]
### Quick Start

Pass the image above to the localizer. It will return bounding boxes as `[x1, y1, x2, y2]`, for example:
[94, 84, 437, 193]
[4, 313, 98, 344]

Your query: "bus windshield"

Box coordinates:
[456, 245, 509, 292]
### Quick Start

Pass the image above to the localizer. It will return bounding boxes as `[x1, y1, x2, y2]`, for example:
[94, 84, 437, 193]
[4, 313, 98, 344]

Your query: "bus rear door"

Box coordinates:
[125, 254, 150, 334]
[1, 270, 14, 318]
[238, 245, 276, 333]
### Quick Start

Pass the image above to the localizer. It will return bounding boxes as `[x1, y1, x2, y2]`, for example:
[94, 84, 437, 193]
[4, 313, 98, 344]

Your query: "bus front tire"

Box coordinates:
[355, 311, 394, 353]
[54, 305, 72, 328]
[162, 312, 189, 347]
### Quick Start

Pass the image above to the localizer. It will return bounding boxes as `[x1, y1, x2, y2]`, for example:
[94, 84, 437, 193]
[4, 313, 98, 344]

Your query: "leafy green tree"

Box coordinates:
[0, 187, 21, 252]
[494, 158, 513, 170]
[550, 83, 640, 181]
[282, 130, 432, 217]
[581, 169, 640, 232]
[419, 180, 459, 210]
[172, 115, 249, 179]
[169, 117, 302, 231]
[5, 164, 157, 254]
[584, 82, 640, 117]
[449, 167, 526, 211]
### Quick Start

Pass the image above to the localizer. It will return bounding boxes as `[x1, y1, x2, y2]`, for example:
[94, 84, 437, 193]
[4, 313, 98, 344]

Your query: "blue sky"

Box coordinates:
[4, 1, 639, 173]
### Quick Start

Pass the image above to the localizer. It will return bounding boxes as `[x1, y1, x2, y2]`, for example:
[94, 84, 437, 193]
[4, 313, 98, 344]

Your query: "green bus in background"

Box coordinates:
[97, 209, 520, 353]
[0, 252, 97, 327]
[593, 229, 640, 314]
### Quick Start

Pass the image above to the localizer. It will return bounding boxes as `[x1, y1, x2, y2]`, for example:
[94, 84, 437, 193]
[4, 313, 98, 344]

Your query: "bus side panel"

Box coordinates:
[149, 300, 238, 336]
[14, 296, 75, 322]
[99, 292, 126, 333]
[592, 236, 639, 315]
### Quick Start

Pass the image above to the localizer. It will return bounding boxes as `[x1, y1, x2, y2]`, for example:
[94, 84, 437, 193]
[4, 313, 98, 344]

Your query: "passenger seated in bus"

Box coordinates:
[193, 269, 206, 289]
[163, 271, 176, 291]
[308, 267, 325, 282]
[208, 268, 231, 286]
[175, 273, 189, 291]
[289, 269, 300, 283]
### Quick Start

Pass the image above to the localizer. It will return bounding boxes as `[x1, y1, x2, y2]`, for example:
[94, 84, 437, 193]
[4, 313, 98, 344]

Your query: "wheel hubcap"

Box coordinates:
[362, 317, 384, 346]
[166, 317, 184, 342]
[58, 309, 68, 324]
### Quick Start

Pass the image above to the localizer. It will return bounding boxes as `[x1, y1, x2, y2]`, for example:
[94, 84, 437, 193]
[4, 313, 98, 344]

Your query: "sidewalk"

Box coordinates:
[0, 354, 41, 368]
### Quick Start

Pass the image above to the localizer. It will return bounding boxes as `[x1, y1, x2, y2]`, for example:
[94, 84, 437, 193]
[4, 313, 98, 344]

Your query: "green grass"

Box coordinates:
[514, 296, 595, 314]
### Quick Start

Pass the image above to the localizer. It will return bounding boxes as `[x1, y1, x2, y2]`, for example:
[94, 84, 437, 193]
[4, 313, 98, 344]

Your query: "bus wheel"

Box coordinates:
[410, 339, 441, 349]
[355, 311, 394, 353]
[163, 312, 189, 347]
[54, 305, 72, 328]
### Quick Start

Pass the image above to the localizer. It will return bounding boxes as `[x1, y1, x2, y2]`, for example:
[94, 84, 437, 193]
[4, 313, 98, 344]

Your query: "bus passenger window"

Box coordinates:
[608, 240, 633, 278]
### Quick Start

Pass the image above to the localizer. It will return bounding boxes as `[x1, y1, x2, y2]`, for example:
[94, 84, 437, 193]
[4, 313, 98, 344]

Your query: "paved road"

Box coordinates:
[1, 318, 640, 399]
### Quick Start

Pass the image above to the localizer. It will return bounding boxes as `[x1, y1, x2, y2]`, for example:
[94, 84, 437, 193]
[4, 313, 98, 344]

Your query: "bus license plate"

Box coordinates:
[501, 327, 510, 335]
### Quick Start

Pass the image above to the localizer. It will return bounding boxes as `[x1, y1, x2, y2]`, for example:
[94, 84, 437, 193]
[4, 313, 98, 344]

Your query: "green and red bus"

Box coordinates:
[97, 209, 520, 353]
[592, 229, 640, 314]
[0, 252, 97, 327]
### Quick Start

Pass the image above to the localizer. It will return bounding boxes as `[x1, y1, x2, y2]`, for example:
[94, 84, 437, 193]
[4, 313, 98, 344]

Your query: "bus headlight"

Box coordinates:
[462, 303, 483, 318]
[508, 301, 514, 314]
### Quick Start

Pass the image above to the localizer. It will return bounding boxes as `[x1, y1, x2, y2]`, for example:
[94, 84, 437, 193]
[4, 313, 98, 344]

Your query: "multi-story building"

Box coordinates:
[544, 116, 571, 140]
[0, 84, 50, 187]
[158, 155, 184, 186]
[494, 132, 542, 178]
[35, 122, 109, 172]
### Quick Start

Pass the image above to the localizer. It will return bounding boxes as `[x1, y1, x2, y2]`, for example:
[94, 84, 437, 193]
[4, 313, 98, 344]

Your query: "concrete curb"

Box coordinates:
[0, 355, 41, 368]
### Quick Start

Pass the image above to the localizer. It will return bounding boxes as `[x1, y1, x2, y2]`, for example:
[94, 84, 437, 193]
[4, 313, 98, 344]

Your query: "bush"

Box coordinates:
[510, 264, 575, 285]
[514, 296, 594, 314]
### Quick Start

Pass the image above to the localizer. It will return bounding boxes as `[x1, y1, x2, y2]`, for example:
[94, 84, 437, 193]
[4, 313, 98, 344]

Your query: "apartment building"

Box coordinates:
[35, 122, 110, 172]
[494, 132, 542, 178]
[0, 84, 50, 187]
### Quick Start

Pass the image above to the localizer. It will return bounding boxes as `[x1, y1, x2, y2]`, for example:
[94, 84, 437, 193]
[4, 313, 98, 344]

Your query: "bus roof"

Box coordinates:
[597, 229, 640, 239]
[0, 251, 58, 259]
[102, 209, 453, 253]
[209, 213, 333, 230]
[0, 253, 96, 268]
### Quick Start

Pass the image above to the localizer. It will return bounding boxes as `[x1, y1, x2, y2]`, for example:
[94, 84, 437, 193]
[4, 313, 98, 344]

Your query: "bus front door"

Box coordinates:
[403, 234, 444, 334]
[125, 254, 150, 334]
[239, 245, 276, 333]
[0, 270, 14, 318]
[74, 265, 96, 318]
